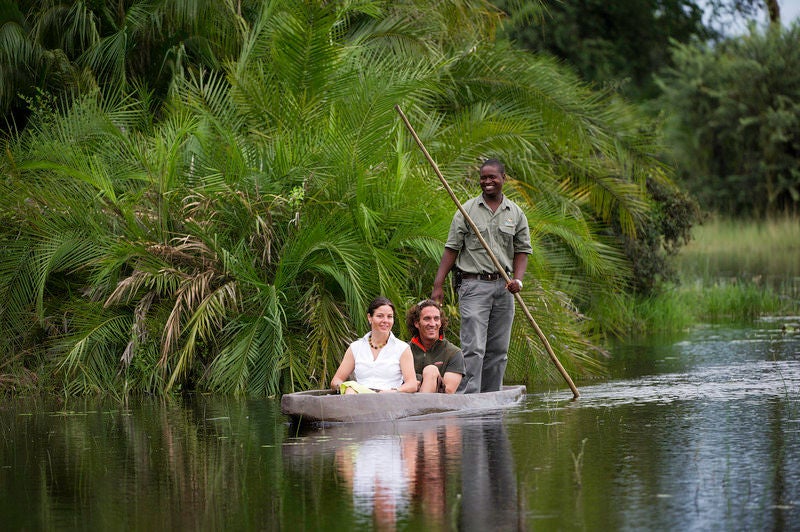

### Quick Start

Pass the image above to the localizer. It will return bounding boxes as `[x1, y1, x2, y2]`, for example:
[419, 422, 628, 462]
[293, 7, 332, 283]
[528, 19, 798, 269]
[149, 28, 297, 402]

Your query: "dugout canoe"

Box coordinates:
[281, 385, 526, 424]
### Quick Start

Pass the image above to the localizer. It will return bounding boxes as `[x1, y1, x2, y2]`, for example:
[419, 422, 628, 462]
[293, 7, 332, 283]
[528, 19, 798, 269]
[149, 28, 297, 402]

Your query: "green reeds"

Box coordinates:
[631, 280, 793, 334]
[691, 281, 791, 321]
[675, 215, 800, 285]
[632, 216, 800, 334]
[629, 289, 695, 334]
[572, 438, 588, 489]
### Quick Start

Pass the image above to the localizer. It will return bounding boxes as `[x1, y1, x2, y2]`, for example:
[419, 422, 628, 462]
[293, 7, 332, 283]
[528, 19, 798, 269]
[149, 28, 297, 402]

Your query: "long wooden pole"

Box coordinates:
[395, 105, 580, 399]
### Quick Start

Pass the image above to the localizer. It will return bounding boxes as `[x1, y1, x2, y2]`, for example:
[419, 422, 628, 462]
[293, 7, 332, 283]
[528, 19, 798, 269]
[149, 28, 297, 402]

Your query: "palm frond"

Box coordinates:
[165, 279, 240, 391]
[204, 284, 285, 395]
[57, 307, 130, 386]
[293, 286, 354, 391]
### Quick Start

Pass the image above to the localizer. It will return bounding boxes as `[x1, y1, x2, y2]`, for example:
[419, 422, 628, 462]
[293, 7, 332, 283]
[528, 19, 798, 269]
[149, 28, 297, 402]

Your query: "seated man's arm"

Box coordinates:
[442, 345, 466, 394]
[442, 371, 462, 394]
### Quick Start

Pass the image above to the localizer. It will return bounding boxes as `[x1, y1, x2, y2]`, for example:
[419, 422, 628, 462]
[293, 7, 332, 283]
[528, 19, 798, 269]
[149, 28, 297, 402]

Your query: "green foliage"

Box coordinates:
[695, 281, 786, 321]
[626, 288, 695, 335]
[631, 216, 800, 335]
[0, 0, 257, 132]
[676, 215, 800, 282]
[496, 0, 710, 101]
[493, 2, 708, 297]
[656, 24, 800, 217]
[1, 0, 676, 394]
[615, 176, 701, 295]
[627, 281, 790, 334]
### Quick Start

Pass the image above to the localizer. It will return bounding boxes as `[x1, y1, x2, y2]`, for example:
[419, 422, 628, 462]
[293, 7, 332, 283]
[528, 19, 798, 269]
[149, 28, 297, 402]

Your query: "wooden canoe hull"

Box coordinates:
[280, 385, 526, 424]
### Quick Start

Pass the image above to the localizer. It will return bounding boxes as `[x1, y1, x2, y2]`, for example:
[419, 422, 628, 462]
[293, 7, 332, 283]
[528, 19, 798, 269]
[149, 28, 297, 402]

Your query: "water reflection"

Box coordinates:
[335, 435, 412, 529]
[0, 396, 286, 530]
[285, 415, 520, 531]
[406, 424, 460, 528]
[513, 317, 800, 530]
[333, 426, 461, 530]
[458, 420, 520, 531]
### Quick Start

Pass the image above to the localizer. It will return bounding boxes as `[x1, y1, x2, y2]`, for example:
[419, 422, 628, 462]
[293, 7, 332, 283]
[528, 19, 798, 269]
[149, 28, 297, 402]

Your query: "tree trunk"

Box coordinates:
[765, 0, 781, 25]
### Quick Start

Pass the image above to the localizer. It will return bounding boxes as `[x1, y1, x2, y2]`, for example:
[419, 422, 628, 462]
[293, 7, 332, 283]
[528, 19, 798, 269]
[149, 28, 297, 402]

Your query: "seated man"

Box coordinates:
[406, 299, 465, 393]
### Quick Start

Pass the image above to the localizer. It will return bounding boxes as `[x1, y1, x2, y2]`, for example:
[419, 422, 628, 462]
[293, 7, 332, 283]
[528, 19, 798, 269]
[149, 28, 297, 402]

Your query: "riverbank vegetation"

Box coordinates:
[633, 216, 800, 333]
[1, 1, 798, 395]
[676, 216, 800, 284]
[656, 24, 800, 217]
[1, 0, 678, 395]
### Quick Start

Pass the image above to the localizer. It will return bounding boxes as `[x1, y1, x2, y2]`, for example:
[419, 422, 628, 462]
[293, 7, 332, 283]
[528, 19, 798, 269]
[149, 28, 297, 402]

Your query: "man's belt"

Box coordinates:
[460, 272, 504, 281]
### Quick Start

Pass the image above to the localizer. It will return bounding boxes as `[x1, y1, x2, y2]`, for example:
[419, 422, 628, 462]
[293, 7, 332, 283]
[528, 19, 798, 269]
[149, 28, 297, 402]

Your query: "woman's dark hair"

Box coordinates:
[405, 299, 448, 338]
[367, 296, 395, 316]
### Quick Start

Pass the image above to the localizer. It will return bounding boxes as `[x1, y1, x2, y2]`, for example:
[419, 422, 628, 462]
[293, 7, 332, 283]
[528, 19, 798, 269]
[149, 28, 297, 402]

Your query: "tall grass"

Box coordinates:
[630, 280, 794, 335]
[631, 216, 800, 333]
[675, 216, 800, 288]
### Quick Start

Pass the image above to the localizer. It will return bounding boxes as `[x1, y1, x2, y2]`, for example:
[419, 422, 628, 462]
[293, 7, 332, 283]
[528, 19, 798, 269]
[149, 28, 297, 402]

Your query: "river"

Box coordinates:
[1, 317, 799, 530]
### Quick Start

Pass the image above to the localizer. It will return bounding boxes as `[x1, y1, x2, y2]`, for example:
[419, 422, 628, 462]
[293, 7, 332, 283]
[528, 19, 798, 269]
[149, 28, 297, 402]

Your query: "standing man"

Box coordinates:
[431, 159, 532, 393]
[406, 299, 465, 394]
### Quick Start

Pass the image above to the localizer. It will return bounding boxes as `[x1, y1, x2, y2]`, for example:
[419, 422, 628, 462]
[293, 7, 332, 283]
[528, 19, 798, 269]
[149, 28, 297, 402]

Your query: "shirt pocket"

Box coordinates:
[498, 223, 515, 247]
[466, 226, 489, 250]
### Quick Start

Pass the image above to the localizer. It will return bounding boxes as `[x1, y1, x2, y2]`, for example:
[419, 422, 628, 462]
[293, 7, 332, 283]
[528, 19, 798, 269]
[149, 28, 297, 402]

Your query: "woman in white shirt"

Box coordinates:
[331, 297, 417, 394]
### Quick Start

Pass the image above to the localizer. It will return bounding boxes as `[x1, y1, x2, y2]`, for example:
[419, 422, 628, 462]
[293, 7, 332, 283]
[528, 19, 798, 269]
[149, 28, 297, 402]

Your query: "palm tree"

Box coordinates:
[1, 0, 252, 133]
[1, 0, 673, 394]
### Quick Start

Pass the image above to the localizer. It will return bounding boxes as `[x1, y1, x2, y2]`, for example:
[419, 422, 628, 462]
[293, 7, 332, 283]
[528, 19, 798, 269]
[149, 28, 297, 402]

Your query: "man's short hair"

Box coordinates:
[480, 158, 505, 174]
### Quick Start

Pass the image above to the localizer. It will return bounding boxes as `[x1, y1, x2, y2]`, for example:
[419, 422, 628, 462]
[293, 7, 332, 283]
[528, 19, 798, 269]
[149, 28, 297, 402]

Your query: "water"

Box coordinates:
[2, 318, 799, 530]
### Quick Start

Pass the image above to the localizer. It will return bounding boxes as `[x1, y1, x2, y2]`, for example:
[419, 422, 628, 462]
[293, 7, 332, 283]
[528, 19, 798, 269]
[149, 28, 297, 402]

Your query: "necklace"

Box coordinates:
[369, 334, 387, 350]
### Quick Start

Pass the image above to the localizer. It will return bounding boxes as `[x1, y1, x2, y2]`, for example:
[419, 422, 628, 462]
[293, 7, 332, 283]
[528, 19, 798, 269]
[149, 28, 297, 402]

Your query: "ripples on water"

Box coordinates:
[564, 318, 800, 404]
[511, 317, 800, 531]
[561, 358, 800, 407]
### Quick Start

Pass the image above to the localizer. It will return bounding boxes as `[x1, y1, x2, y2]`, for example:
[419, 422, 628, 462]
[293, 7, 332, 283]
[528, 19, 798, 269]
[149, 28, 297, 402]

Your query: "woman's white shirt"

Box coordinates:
[350, 332, 407, 390]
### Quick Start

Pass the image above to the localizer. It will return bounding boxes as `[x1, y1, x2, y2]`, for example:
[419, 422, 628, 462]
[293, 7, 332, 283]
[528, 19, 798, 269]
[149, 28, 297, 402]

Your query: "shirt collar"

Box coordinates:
[477, 194, 509, 210]
[411, 335, 443, 352]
